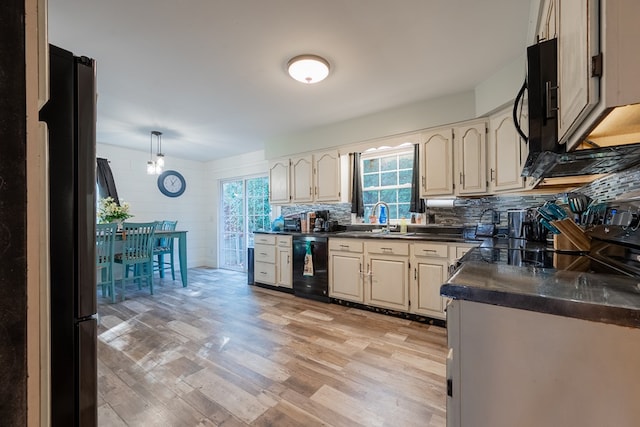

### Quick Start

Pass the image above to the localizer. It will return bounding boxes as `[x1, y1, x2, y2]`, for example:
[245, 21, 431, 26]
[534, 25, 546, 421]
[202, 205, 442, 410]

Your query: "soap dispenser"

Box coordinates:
[379, 205, 387, 225]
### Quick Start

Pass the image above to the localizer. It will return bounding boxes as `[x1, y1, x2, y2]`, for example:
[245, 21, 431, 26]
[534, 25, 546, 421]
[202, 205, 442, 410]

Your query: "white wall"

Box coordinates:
[205, 150, 269, 267]
[97, 143, 210, 268]
[475, 54, 526, 117]
[265, 90, 477, 159]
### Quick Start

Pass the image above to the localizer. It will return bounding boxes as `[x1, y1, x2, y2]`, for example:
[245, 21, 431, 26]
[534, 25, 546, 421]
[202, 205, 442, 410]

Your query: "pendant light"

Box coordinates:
[147, 130, 164, 175]
[287, 54, 330, 84]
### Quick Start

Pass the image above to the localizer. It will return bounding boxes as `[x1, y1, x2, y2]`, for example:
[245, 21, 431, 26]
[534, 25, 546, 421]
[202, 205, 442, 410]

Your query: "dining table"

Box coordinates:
[116, 229, 189, 287]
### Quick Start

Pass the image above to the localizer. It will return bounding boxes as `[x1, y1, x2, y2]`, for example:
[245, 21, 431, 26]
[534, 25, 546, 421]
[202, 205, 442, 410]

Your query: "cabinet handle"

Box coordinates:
[459, 172, 464, 185]
[421, 176, 425, 188]
[422, 249, 437, 253]
[381, 247, 393, 252]
[315, 186, 318, 196]
[287, 255, 290, 264]
[259, 252, 268, 256]
[490, 168, 495, 182]
[414, 268, 417, 280]
[309, 186, 312, 196]
[340, 244, 350, 249]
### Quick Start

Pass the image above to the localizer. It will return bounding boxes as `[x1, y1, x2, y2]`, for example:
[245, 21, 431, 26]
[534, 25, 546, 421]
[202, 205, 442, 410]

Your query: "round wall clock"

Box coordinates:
[157, 170, 186, 197]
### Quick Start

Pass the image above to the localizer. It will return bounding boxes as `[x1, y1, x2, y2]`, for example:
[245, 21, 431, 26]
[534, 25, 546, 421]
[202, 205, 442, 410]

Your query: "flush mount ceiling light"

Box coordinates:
[287, 54, 330, 84]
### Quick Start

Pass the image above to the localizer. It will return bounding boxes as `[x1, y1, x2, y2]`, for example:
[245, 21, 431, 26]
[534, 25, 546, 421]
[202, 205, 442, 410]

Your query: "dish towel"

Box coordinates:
[303, 241, 314, 276]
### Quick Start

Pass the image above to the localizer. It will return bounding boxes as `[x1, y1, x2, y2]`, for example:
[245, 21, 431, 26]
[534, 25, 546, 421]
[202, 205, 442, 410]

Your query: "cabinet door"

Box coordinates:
[290, 155, 314, 203]
[557, 0, 599, 146]
[411, 258, 448, 318]
[366, 255, 409, 311]
[277, 247, 292, 288]
[454, 123, 487, 195]
[329, 252, 364, 302]
[314, 150, 341, 202]
[488, 109, 525, 193]
[269, 159, 290, 204]
[421, 128, 454, 197]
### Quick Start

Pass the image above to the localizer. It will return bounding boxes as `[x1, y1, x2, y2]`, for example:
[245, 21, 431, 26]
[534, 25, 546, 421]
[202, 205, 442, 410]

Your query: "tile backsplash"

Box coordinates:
[281, 203, 353, 224]
[578, 164, 640, 202]
[280, 165, 640, 227]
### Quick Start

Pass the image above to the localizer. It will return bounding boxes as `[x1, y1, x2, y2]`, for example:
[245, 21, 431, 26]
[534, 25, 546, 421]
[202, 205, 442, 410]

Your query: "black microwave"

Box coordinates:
[519, 38, 559, 178]
[517, 38, 640, 179]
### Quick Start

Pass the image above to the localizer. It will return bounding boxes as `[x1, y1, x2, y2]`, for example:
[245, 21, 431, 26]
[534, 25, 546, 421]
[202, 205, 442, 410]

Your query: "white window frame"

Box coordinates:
[361, 146, 414, 223]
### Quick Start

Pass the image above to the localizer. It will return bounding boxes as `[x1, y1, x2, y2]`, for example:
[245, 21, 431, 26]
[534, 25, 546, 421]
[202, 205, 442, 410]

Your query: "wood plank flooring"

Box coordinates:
[97, 268, 448, 427]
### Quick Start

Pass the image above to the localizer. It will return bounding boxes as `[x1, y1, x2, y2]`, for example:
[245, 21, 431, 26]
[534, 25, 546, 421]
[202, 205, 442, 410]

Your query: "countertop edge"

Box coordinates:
[441, 283, 640, 329]
[255, 230, 482, 244]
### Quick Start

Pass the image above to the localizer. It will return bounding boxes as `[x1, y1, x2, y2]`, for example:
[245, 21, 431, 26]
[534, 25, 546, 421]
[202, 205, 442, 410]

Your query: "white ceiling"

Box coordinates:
[47, 0, 531, 162]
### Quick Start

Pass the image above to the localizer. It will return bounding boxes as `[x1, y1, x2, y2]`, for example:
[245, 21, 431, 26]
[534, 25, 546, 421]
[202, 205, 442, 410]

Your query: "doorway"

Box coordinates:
[219, 176, 270, 271]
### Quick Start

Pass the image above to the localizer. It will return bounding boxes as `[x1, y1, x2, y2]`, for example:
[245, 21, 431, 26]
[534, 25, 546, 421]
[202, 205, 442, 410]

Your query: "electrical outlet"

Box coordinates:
[492, 211, 500, 224]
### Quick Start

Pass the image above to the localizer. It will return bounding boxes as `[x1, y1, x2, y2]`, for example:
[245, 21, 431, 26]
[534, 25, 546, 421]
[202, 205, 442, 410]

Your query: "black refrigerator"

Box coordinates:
[40, 44, 98, 427]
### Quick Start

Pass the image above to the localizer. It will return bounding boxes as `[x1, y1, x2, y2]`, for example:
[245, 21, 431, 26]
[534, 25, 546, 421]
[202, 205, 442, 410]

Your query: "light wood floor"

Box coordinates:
[97, 268, 448, 427]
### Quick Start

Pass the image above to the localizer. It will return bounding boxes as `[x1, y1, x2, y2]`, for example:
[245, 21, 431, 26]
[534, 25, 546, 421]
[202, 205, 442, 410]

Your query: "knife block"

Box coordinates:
[551, 219, 591, 252]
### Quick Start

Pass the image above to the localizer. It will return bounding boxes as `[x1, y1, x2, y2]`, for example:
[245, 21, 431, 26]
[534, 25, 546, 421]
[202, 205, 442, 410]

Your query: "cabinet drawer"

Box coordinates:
[254, 244, 276, 263]
[329, 238, 363, 253]
[254, 261, 276, 284]
[277, 235, 292, 247]
[412, 242, 448, 258]
[254, 234, 276, 245]
[366, 241, 409, 256]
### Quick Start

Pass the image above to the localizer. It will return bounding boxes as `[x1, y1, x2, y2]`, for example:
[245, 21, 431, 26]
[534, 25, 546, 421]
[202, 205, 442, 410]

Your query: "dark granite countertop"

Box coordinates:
[441, 259, 640, 329]
[255, 227, 483, 243]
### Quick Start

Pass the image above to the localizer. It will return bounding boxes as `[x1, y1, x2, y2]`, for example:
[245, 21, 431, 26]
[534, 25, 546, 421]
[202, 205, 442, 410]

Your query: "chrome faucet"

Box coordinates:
[372, 201, 390, 232]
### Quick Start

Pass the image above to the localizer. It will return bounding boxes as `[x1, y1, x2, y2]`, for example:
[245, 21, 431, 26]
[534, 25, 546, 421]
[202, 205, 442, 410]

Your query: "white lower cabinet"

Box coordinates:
[326, 238, 479, 319]
[329, 239, 364, 302]
[276, 236, 292, 288]
[254, 234, 292, 288]
[410, 242, 449, 319]
[364, 241, 410, 312]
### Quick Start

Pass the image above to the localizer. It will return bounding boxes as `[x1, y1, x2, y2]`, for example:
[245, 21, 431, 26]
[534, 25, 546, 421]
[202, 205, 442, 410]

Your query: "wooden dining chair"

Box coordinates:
[154, 220, 178, 280]
[96, 222, 118, 303]
[114, 221, 157, 299]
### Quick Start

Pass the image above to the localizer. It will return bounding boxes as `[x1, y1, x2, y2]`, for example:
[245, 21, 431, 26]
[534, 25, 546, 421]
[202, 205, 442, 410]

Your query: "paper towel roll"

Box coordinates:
[425, 199, 455, 208]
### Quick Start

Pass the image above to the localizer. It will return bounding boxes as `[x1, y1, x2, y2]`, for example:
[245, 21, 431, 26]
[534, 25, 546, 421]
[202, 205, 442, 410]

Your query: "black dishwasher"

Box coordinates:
[292, 235, 329, 302]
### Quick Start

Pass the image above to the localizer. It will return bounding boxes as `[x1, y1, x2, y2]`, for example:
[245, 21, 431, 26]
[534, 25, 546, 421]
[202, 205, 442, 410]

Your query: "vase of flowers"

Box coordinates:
[97, 197, 133, 227]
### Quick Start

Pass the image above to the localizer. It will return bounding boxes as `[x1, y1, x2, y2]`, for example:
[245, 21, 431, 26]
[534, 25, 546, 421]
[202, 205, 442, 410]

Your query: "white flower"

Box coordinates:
[98, 197, 133, 223]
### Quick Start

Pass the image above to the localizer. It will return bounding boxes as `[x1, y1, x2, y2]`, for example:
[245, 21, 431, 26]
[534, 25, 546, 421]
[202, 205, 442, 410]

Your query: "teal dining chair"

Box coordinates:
[114, 221, 157, 299]
[96, 222, 118, 303]
[154, 220, 178, 280]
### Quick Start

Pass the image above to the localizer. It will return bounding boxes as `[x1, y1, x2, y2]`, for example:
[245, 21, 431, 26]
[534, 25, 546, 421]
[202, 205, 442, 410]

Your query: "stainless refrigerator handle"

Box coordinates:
[545, 81, 559, 119]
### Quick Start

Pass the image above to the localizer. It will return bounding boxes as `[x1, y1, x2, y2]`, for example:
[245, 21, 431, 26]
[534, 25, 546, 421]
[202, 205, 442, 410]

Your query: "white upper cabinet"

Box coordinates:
[454, 121, 487, 195]
[488, 107, 527, 193]
[290, 155, 314, 203]
[420, 127, 454, 197]
[557, 0, 600, 145]
[268, 150, 341, 204]
[420, 120, 488, 197]
[268, 159, 290, 204]
[313, 150, 341, 203]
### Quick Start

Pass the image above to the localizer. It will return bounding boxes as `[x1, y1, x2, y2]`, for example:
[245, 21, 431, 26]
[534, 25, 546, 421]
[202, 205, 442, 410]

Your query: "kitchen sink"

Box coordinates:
[336, 230, 414, 238]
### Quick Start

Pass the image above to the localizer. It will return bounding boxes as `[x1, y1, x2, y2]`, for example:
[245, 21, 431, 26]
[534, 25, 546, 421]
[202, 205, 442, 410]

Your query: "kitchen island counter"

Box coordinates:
[442, 256, 640, 329]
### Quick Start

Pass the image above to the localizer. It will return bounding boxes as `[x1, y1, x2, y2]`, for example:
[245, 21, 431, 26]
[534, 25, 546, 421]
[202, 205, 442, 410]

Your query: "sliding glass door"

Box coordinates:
[220, 176, 270, 271]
